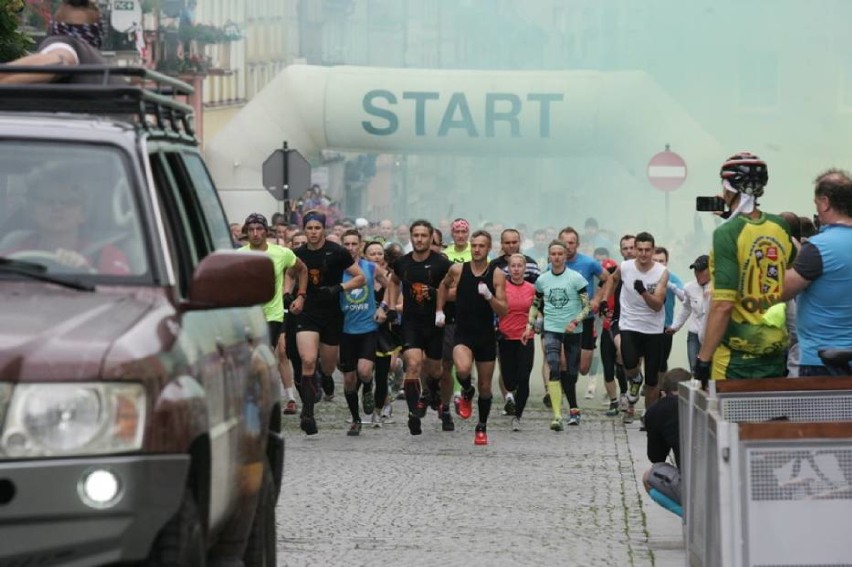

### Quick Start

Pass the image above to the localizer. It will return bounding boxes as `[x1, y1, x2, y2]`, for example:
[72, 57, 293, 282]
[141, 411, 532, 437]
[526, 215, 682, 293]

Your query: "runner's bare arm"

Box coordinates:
[386, 272, 402, 311]
[489, 269, 508, 316]
[436, 263, 460, 312]
[641, 270, 668, 312]
[341, 263, 366, 292]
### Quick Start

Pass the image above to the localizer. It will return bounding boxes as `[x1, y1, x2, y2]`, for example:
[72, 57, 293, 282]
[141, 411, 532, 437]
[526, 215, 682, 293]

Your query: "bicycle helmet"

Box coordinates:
[720, 152, 767, 197]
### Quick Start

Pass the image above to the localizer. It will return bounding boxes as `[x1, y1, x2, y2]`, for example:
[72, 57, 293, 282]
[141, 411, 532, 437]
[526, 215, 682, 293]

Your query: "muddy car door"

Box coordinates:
[148, 148, 249, 533]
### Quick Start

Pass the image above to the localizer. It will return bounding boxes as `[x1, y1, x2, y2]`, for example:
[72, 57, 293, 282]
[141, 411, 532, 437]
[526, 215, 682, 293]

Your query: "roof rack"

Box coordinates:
[0, 65, 197, 143]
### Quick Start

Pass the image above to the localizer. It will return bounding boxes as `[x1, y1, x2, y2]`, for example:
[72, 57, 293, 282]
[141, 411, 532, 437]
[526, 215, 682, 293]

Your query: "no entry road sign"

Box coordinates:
[647, 148, 687, 192]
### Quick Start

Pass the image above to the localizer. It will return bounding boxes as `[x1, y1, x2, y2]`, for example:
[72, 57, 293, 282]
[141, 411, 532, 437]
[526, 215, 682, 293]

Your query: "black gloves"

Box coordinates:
[694, 358, 711, 389]
[633, 280, 647, 295]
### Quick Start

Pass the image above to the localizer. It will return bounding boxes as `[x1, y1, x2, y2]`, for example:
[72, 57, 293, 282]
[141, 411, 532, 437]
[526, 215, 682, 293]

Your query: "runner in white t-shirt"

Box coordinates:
[603, 232, 669, 424]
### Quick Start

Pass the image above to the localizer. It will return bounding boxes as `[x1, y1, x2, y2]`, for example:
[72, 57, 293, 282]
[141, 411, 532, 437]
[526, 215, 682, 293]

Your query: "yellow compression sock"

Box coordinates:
[547, 381, 563, 419]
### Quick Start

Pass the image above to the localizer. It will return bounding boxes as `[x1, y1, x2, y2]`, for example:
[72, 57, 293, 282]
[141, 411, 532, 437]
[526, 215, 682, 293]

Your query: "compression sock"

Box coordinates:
[403, 379, 421, 414]
[300, 373, 317, 418]
[561, 371, 579, 409]
[478, 394, 493, 424]
[547, 381, 563, 419]
[344, 389, 360, 422]
[457, 374, 474, 397]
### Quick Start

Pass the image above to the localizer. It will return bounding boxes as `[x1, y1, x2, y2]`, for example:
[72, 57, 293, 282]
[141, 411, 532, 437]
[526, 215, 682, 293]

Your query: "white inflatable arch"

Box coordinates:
[206, 65, 720, 212]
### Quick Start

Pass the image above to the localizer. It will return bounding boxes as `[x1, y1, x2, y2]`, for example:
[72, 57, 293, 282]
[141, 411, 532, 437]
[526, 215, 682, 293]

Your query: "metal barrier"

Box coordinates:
[678, 378, 852, 567]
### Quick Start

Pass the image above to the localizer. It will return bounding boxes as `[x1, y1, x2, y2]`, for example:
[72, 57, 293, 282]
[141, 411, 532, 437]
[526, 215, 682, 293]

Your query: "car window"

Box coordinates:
[0, 141, 148, 277]
[180, 153, 234, 251]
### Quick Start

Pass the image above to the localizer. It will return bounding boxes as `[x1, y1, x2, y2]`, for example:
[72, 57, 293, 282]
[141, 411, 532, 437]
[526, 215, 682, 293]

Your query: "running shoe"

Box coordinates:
[300, 416, 318, 435]
[414, 396, 429, 419]
[503, 394, 516, 417]
[362, 387, 375, 415]
[371, 413, 382, 428]
[395, 389, 406, 401]
[407, 412, 422, 436]
[440, 410, 455, 432]
[456, 388, 474, 420]
[474, 423, 488, 445]
[347, 421, 362, 436]
[283, 399, 298, 415]
[511, 417, 522, 432]
[626, 374, 643, 404]
[584, 381, 597, 399]
[550, 417, 563, 432]
[543, 392, 552, 409]
[381, 403, 393, 420]
[622, 407, 635, 425]
[605, 400, 620, 417]
[568, 408, 581, 426]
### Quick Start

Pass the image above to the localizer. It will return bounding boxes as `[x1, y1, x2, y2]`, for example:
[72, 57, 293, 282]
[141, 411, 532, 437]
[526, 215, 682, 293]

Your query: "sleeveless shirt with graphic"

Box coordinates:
[340, 258, 378, 335]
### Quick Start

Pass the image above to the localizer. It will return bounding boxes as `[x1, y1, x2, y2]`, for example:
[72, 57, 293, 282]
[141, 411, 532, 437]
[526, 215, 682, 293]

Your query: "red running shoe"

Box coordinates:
[474, 423, 488, 446]
[456, 389, 474, 420]
[283, 400, 298, 415]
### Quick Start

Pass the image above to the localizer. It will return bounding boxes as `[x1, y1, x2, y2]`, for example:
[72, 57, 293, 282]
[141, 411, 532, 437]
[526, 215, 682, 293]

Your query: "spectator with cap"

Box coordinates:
[782, 169, 852, 376]
[666, 254, 711, 374]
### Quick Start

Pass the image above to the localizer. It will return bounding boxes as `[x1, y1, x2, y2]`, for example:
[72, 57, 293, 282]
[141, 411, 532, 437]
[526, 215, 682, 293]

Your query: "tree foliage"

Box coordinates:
[0, 0, 33, 62]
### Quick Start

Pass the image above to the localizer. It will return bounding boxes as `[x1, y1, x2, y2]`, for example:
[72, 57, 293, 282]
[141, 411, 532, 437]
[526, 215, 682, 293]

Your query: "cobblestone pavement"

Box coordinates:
[274, 379, 682, 567]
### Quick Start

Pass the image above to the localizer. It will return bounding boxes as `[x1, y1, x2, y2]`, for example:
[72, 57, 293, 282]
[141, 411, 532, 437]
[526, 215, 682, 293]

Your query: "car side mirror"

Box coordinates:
[185, 250, 274, 310]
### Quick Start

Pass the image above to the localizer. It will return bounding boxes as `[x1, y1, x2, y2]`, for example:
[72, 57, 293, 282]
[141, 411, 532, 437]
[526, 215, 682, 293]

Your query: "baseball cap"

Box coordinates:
[355, 217, 369, 229]
[689, 254, 709, 271]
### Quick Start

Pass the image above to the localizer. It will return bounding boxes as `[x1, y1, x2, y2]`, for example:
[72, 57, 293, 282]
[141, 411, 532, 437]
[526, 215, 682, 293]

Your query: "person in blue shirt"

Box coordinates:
[783, 169, 852, 376]
[653, 247, 685, 374]
[339, 229, 390, 435]
[559, 227, 612, 378]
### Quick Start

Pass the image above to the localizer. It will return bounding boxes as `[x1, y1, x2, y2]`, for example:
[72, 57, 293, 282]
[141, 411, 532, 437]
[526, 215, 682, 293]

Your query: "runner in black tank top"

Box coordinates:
[436, 230, 507, 446]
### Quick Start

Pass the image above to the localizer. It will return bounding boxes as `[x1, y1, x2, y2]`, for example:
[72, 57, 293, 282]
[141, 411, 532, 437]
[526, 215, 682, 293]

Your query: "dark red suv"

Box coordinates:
[0, 66, 283, 565]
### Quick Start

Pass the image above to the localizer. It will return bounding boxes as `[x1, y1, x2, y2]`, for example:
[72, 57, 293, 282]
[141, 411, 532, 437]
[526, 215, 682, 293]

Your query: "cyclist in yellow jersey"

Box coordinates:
[695, 153, 796, 383]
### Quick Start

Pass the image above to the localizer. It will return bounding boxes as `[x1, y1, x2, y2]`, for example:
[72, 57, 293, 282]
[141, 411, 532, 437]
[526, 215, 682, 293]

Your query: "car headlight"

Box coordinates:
[0, 383, 146, 458]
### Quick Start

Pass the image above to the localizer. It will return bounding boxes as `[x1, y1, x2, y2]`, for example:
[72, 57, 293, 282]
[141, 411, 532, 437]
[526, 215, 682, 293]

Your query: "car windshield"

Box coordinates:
[0, 141, 148, 277]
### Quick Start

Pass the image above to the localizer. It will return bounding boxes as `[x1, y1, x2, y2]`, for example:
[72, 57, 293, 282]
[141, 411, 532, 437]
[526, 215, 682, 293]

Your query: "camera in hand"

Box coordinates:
[696, 196, 726, 212]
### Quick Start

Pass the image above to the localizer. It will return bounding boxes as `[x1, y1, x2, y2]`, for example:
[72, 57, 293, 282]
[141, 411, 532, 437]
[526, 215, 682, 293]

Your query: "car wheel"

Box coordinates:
[144, 488, 206, 566]
[243, 463, 277, 566]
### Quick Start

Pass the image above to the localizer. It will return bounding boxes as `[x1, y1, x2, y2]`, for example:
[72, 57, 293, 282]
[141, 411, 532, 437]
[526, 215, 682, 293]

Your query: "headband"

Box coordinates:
[303, 210, 327, 228]
[451, 219, 470, 231]
[243, 212, 269, 231]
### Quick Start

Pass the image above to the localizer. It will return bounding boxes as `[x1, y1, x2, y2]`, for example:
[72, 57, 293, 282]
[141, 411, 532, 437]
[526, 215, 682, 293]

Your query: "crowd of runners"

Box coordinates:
[234, 152, 852, 447]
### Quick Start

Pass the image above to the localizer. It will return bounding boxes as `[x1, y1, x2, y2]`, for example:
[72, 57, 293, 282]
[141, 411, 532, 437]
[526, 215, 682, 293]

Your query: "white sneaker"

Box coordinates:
[380, 403, 394, 423]
[371, 413, 382, 428]
[511, 417, 522, 431]
[585, 380, 597, 399]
